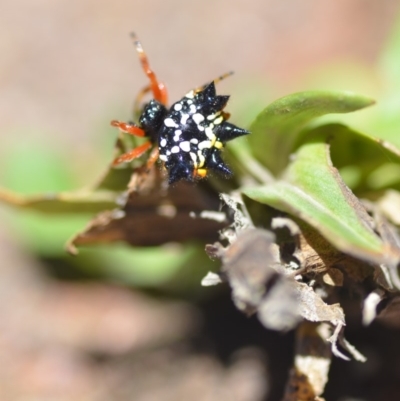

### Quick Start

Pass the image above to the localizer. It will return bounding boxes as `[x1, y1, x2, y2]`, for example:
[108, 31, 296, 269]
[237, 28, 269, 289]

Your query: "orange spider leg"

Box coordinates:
[144, 146, 160, 171]
[194, 71, 234, 93]
[130, 32, 168, 105]
[212, 71, 234, 86]
[112, 141, 152, 166]
[111, 120, 146, 137]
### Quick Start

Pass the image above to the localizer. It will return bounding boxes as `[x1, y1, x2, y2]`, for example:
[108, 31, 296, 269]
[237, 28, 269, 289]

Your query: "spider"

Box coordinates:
[111, 33, 249, 184]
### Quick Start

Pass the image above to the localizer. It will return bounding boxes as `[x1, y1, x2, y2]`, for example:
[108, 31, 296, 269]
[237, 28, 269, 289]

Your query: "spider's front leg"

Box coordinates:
[111, 120, 146, 137]
[111, 120, 152, 166]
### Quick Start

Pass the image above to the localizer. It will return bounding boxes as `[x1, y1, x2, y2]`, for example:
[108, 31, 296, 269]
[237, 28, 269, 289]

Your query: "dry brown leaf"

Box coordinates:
[206, 228, 302, 331]
[296, 282, 344, 326]
[68, 168, 228, 253]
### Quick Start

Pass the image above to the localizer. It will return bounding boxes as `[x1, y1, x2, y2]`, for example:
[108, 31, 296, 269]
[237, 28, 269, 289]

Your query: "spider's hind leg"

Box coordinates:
[194, 71, 234, 94]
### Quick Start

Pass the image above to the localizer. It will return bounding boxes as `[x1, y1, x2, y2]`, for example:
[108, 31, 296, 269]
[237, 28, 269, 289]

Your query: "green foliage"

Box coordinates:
[243, 128, 391, 265]
[247, 91, 375, 175]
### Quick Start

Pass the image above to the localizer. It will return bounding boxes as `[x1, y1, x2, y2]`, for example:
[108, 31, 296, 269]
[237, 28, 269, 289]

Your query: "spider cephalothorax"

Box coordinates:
[111, 34, 249, 184]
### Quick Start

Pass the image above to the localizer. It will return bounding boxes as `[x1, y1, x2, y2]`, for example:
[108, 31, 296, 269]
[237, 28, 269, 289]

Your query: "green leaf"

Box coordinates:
[0, 188, 117, 214]
[242, 134, 399, 265]
[248, 91, 375, 176]
[94, 166, 134, 192]
[0, 136, 129, 214]
[304, 123, 400, 193]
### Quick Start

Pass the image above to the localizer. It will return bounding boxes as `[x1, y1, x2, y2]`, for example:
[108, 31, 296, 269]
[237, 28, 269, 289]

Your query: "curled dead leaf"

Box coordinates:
[206, 227, 302, 331]
[68, 168, 228, 253]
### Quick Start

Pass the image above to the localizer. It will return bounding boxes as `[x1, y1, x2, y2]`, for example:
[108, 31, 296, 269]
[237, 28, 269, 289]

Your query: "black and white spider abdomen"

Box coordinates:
[141, 81, 248, 184]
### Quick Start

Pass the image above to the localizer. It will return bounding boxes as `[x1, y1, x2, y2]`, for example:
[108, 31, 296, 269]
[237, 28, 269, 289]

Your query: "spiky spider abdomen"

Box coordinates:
[139, 83, 248, 183]
[112, 34, 249, 184]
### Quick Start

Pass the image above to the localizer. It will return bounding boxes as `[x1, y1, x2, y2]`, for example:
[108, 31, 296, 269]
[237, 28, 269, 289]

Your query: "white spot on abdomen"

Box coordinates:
[174, 103, 183, 111]
[160, 138, 167, 147]
[180, 114, 189, 125]
[173, 129, 182, 141]
[197, 151, 205, 167]
[192, 113, 205, 125]
[190, 152, 198, 165]
[171, 146, 180, 153]
[179, 141, 191, 152]
[199, 140, 212, 150]
[205, 126, 216, 140]
[214, 116, 223, 125]
[164, 118, 178, 128]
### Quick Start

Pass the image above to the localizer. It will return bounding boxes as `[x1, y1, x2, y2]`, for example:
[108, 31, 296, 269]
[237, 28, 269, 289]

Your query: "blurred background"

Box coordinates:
[0, 1, 400, 400]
